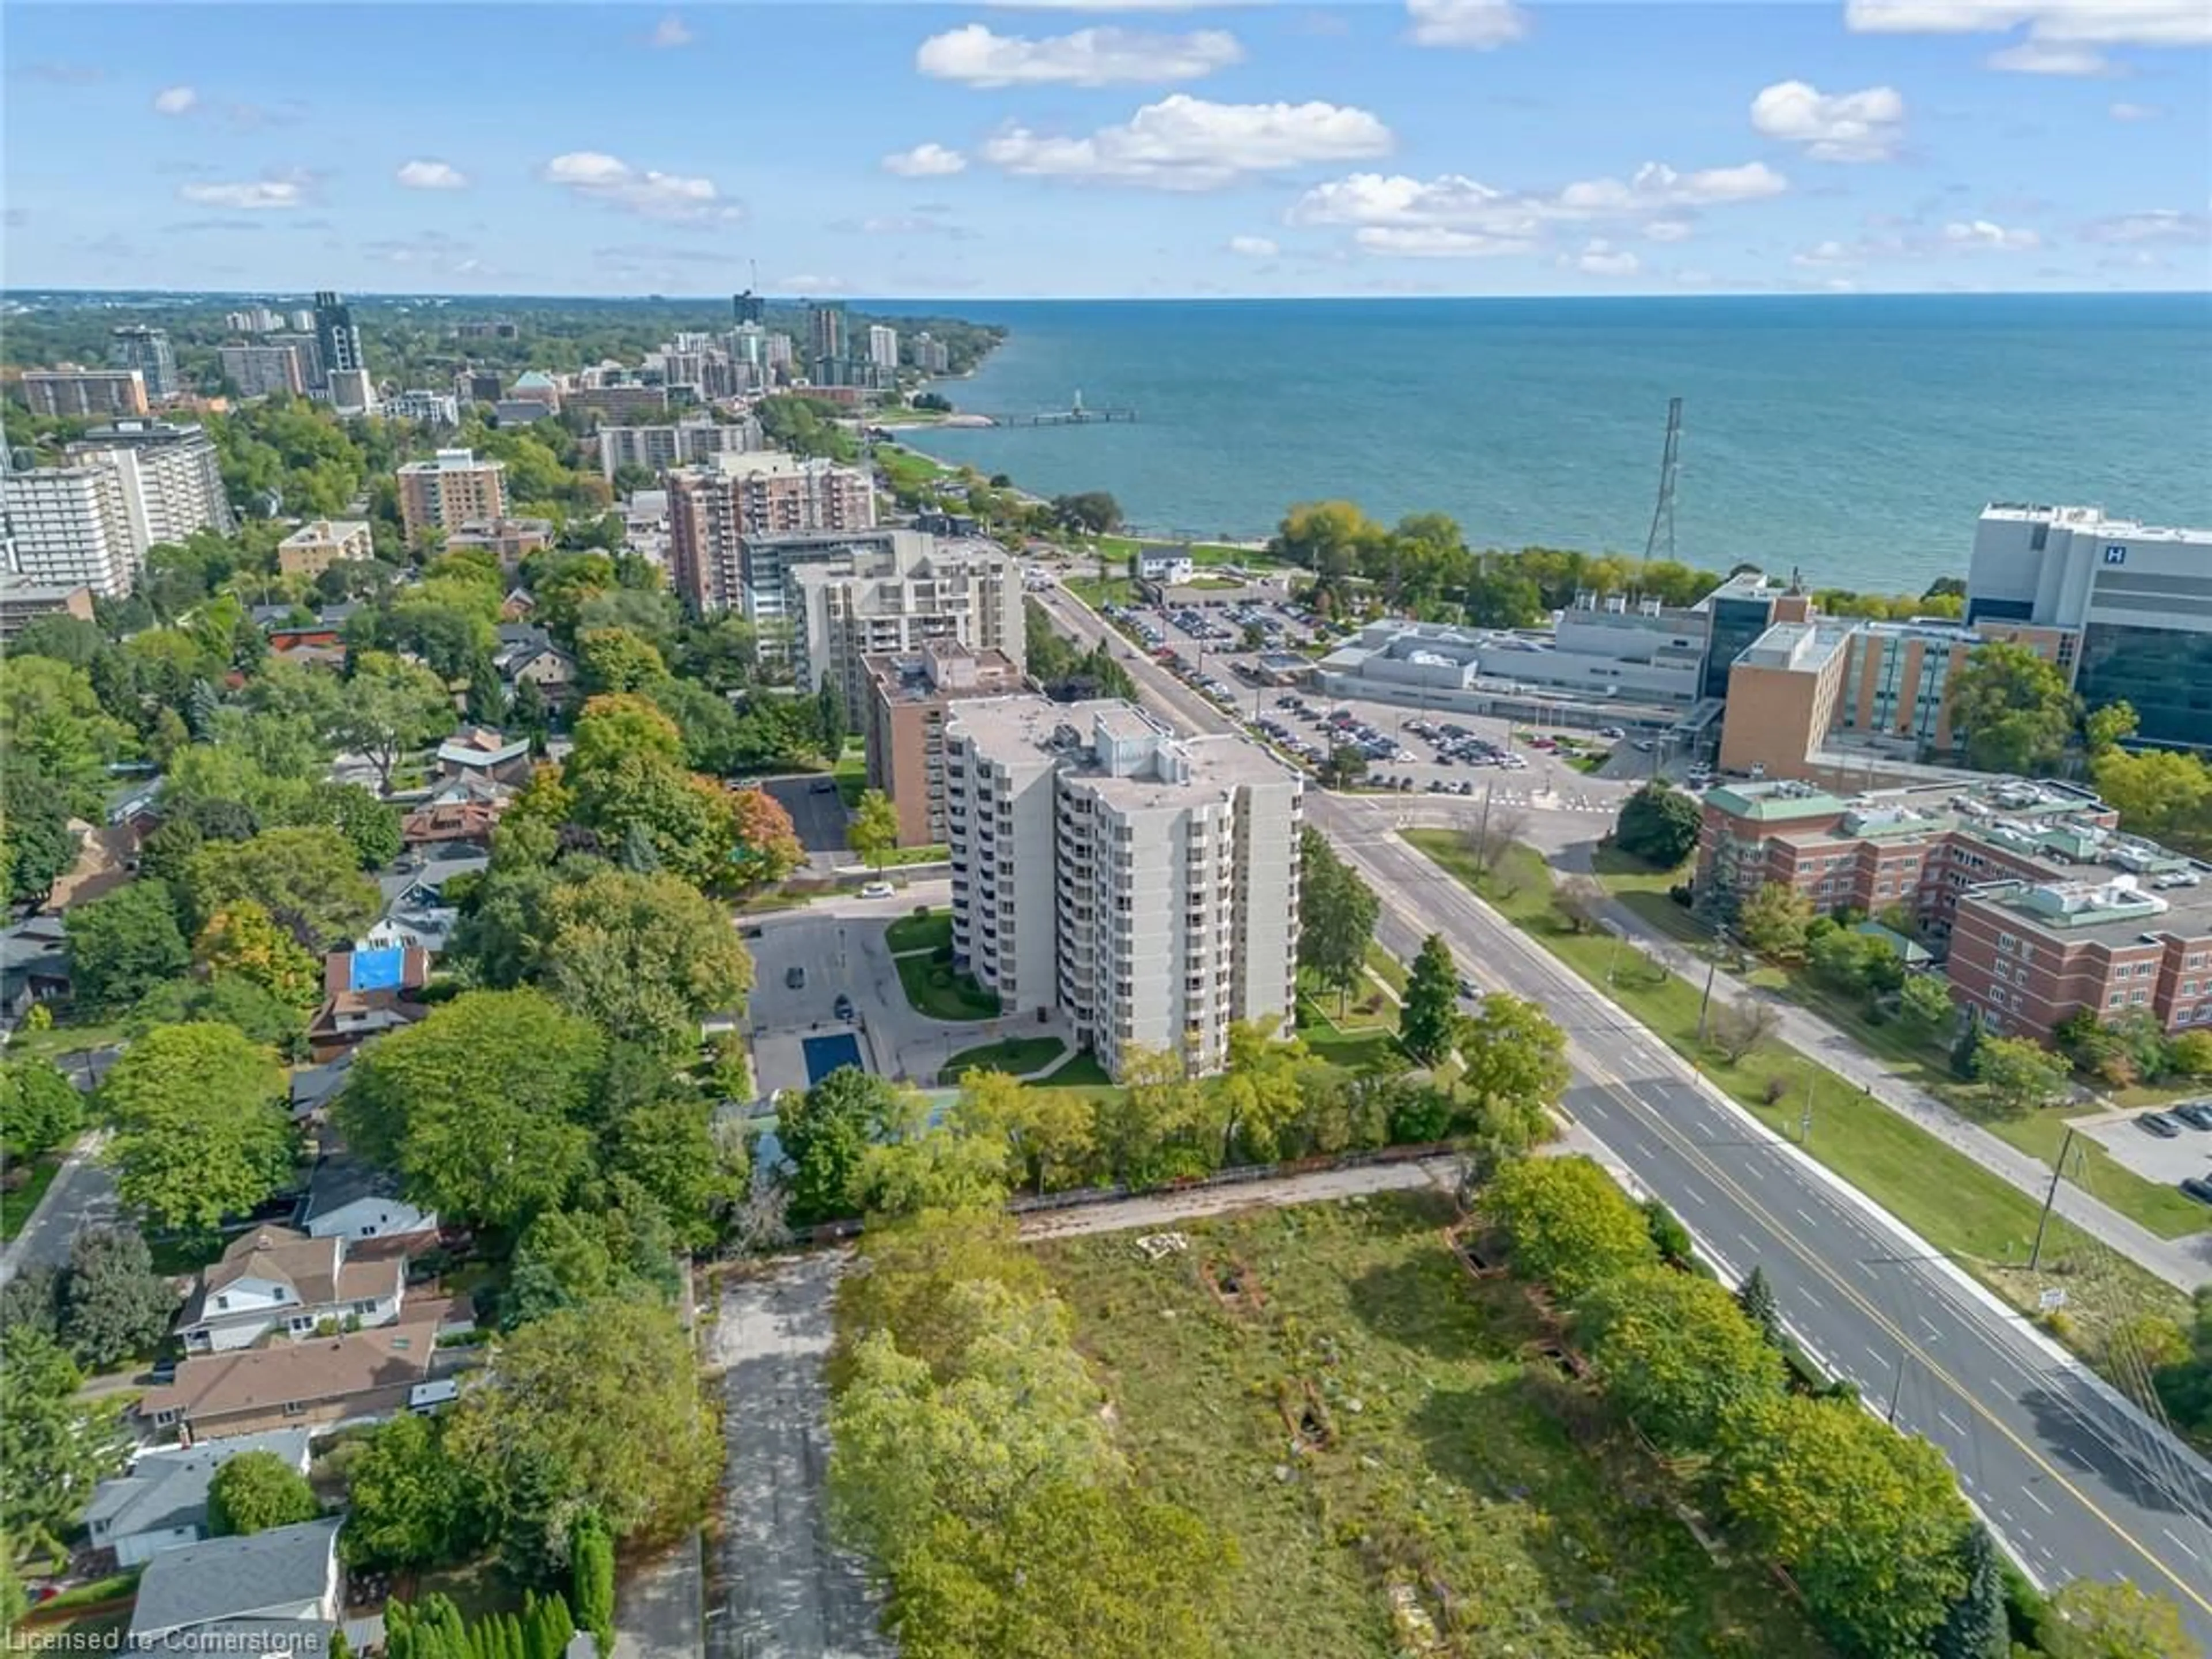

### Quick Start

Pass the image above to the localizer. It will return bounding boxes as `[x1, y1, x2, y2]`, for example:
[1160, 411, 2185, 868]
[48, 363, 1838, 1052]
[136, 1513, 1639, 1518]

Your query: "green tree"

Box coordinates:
[337, 652, 454, 794]
[0, 1059, 82, 1157]
[1897, 973, 1957, 1040]
[1974, 1033, 2069, 1119]
[1948, 641, 2078, 774]
[2038, 1580, 2198, 1659]
[1737, 1265, 1784, 1347]
[446, 1301, 718, 1571]
[1930, 1524, 2010, 1659]
[196, 899, 323, 1009]
[1400, 934, 1459, 1064]
[2, 760, 79, 904]
[609, 1094, 743, 1252]
[848, 787, 899, 873]
[0, 1325, 125, 1561]
[340, 1413, 480, 1570]
[570, 1514, 616, 1654]
[577, 627, 668, 696]
[0, 656, 133, 814]
[1736, 881, 1816, 961]
[950, 1068, 1096, 1196]
[185, 827, 380, 952]
[1950, 1008, 1984, 1081]
[64, 881, 191, 1010]
[207, 1449, 321, 1536]
[1479, 1156, 1658, 1300]
[1455, 993, 1570, 1126]
[2092, 744, 2212, 858]
[781, 1066, 904, 1225]
[849, 1105, 1012, 1220]
[2081, 699, 2138, 759]
[1576, 1267, 1787, 1449]
[339, 990, 606, 1230]
[815, 676, 847, 758]
[58, 1225, 174, 1369]
[128, 975, 308, 1058]
[1050, 491, 1123, 535]
[1613, 781, 1702, 868]
[1297, 827, 1378, 1014]
[101, 1022, 291, 1237]
[542, 869, 755, 1055]
[1717, 1393, 1972, 1659]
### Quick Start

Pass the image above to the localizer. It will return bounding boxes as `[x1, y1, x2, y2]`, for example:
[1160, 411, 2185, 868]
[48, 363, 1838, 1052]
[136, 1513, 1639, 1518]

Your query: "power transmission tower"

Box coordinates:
[1643, 395, 1683, 564]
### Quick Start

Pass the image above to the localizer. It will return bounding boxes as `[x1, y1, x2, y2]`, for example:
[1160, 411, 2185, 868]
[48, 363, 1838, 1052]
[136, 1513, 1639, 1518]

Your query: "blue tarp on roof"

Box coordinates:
[350, 946, 406, 993]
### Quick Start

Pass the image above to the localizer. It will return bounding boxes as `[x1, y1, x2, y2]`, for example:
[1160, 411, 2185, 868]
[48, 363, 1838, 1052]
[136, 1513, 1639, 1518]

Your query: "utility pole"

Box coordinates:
[1885, 1350, 1908, 1425]
[1800, 1071, 1814, 1145]
[2028, 1124, 2078, 1271]
[1696, 940, 1723, 1041]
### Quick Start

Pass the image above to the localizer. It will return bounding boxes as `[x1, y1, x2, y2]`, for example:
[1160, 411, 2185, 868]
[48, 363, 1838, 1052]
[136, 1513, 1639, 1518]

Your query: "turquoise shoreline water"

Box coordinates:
[873, 294, 2212, 597]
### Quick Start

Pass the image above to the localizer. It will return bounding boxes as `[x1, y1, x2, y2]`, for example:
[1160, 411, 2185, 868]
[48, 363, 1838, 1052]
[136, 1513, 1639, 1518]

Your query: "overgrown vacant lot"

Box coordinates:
[1036, 1192, 1830, 1659]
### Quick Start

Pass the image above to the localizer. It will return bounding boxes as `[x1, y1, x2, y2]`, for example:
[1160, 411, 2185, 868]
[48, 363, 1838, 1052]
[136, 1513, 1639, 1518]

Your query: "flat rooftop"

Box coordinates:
[1981, 502, 2210, 544]
[948, 694, 1298, 806]
[1735, 620, 1852, 673]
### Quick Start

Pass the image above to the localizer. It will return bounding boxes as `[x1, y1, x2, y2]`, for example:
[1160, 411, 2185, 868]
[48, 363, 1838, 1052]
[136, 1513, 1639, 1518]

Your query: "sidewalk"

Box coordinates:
[1558, 842, 2212, 1293]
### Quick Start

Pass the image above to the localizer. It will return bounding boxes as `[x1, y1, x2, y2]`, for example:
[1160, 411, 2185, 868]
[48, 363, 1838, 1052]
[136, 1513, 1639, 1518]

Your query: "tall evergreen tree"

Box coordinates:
[1931, 1524, 2010, 1659]
[1400, 934, 1459, 1064]
[1737, 1266, 1783, 1347]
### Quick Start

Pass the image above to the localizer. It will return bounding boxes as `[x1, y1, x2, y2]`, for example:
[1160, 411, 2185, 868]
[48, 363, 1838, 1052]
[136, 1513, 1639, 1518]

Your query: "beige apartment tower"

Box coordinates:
[942, 697, 1302, 1080]
[396, 449, 508, 543]
[862, 642, 1026, 845]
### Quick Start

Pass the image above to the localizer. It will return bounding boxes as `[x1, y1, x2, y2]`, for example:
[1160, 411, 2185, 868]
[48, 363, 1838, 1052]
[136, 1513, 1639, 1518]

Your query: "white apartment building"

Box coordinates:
[382, 389, 459, 426]
[942, 698, 1302, 1079]
[3, 461, 142, 594]
[48, 421, 236, 571]
[787, 531, 1025, 711]
[597, 418, 762, 480]
[868, 325, 900, 371]
[220, 343, 308, 399]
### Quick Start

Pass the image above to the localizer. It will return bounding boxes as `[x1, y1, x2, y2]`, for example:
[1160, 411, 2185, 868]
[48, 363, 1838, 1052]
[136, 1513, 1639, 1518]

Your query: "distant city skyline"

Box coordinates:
[4, 2, 2207, 299]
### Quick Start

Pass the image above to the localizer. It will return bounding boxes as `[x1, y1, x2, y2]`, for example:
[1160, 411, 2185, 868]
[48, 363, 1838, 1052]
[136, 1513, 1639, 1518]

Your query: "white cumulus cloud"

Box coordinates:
[918, 24, 1241, 85]
[979, 94, 1393, 190]
[1226, 234, 1279, 257]
[648, 15, 694, 48]
[1751, 80, 1907, 161]
[1942, 218, 2042, 249]
[2079, 209, 2212, 245]
[884, 143, 969, 177]
[1844, 1, 2209, 46]
[1643, 218, 1695, 243]
[1988, 39, 2111, 72]
[396, 159, 468, 190]
[1569, 239, 1641, 277]
[2109, 101, 2163, 120]
[153, 85, 197, 115]
[541, 151, 738, 222]
[177, 175, 307, 210]
[1404, 0, 1530, 49]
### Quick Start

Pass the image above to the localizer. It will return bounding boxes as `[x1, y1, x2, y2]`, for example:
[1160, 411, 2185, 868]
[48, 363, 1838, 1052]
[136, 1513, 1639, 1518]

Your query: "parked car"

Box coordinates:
[2137, 1111, 2183, 1139]
[2169, 1101, 2212, 1131]
[859, 880, 896, 899]
[833, 993, 855, 1021]
[2180, 1176, 2212, 1207]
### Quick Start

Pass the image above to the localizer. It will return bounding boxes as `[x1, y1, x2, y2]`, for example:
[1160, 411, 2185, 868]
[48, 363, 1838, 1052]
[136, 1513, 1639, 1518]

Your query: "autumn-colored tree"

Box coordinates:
[728, 787, 804, 889]
[196, 899, 322, 1009]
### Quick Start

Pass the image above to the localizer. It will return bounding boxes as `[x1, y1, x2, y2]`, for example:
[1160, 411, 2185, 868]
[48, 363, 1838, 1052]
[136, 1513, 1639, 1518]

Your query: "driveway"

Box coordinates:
[707, 1254, 889, 1659]
[758, 776, 849, 854]
[1, 1131, 119, 1286]
[2074, 1108, 2212, 1186]
[743, 884, 1073, 1095]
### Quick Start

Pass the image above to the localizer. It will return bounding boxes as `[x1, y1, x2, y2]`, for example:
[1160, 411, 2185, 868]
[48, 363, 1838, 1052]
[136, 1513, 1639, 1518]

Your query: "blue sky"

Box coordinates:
[5, 1, 2207, 298]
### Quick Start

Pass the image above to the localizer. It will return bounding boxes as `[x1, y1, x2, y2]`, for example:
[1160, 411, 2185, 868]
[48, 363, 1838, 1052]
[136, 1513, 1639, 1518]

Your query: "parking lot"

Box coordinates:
[759, 774, 849, 854]
[2075, 1101, 2212, 1194]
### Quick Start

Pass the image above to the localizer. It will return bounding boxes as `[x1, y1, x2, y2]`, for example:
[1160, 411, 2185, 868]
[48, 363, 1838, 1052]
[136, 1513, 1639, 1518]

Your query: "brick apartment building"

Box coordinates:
[861, 641, 1026, 845]
[1697, 778, 2212, 1042]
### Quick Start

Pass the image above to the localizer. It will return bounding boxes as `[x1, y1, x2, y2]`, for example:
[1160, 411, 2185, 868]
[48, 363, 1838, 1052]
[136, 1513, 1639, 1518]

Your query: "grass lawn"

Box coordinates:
[1363, 942, 1408, 998]
[876, 843, 949, 868]
[895, 952, 1001, 1022]
[1404, 831, 2194, 1356]
[1295, 995, 1407, 1073]
[830, 749, 867, 808]
[1183, 574, 1243, 590]
[1028, 1051, 1115, 1089]
[406, 1556, 526, 1620]
[2, 1150, 65, 1240]
[1036, 1193, 1827, 1659]
[3, 1013, 129, 1067]
[938, 1036, 1068, 1084]
[1066, 576, 1136, 610]
[885, 907, 951, 956]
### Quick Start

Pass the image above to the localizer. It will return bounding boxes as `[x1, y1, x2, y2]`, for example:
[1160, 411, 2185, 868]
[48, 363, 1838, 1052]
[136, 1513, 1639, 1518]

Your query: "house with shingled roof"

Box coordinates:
[176, 1225, 406, 1353]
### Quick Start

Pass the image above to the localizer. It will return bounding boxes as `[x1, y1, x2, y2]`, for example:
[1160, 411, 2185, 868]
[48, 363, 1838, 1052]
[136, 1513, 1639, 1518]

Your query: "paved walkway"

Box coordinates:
[1, 1130, 118, 1287]
[1016, 1158, 1455, 1240]
[1556, 841, 2212, 1292]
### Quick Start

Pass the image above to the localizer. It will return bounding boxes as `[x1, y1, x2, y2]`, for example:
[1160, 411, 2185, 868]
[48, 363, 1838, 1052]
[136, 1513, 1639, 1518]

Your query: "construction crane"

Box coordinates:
[1643, 395, 1683, 565]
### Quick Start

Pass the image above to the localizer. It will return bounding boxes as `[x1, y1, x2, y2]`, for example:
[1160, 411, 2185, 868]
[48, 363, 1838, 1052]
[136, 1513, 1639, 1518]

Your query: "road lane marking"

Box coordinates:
[2023, 1487, 2054, 1516]
[2165, 1528, 2202, 1563]
[1938, 1408, 1969, 1437]
[1339, 828, 2212, 1617]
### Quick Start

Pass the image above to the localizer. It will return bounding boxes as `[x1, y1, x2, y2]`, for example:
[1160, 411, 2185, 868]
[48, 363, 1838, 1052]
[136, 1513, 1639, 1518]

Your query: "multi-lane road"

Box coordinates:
[1035, 582, 2212, 1642]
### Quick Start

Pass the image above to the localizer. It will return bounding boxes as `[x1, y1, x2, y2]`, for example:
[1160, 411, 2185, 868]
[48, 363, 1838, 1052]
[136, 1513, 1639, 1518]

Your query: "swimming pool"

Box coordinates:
[800, 1032, 865, 1086]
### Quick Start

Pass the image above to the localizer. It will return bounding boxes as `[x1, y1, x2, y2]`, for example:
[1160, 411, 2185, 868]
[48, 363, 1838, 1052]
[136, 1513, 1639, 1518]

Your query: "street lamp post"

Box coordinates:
[1696, 936, 1725, 1042]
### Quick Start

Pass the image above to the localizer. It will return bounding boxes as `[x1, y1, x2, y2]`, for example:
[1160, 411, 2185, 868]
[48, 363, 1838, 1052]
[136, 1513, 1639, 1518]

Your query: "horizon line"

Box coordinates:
[8, 286, 2209, 306]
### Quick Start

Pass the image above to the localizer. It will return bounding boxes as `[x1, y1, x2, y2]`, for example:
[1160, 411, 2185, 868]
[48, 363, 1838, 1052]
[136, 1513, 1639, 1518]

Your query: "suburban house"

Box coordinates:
[491, 637, 577, 705]
[85, 1430, 312, 1569]
[0, 915, 70, 1028]
[437, 728, 533, 789]
[126, 1517, 342, 1649]
[299, 1154, 437, 1245]
[176, 1226, 406, 1353]
[139, 1302, 454, 1440]
[400, 797, 501, 850]
[1138, 551, 1196, 585]
[306, 942, 430, 1062]
[289, 1056, 354, 1122]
